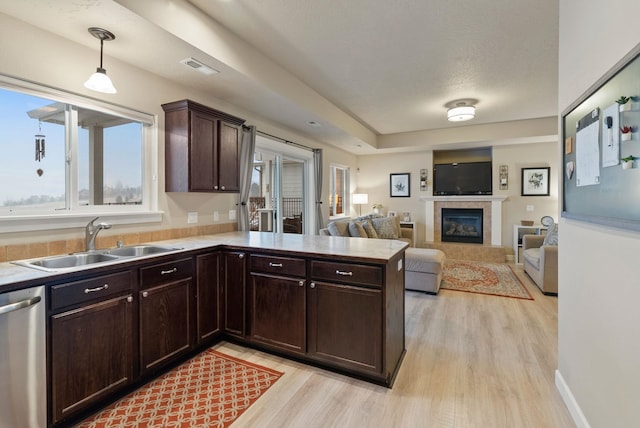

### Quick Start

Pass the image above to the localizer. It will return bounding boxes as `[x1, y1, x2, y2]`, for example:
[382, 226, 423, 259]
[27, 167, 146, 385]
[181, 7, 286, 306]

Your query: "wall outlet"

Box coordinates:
[229, 209, 237, 220]
[213, 211, 219, 221]
[526, 205, 534, 212]
[187, 212, 198, 224]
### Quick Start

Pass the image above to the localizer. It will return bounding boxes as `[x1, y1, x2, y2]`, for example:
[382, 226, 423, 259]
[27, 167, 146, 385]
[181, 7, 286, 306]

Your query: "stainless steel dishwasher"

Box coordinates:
[0, 286, 46, 428]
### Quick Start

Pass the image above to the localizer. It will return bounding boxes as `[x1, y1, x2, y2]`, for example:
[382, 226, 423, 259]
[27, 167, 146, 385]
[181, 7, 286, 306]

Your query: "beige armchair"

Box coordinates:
[522, 232, 558, 295]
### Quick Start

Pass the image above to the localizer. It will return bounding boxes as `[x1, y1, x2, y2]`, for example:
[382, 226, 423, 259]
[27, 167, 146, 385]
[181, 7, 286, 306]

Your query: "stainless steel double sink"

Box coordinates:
[13, 245, 182, 272]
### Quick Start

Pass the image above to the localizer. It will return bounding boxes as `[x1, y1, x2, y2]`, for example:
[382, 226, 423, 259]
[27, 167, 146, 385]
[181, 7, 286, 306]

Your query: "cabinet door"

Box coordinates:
[217, 121, 240, 192]
[139, 279, 192, 374]
[249, 273, 306, 353]
[223, 252, 246, 337]
[196, 252, 221, 343]
[51, 294, 133, 424]
[308, 281, 382, 374]
[190, 111, 218, 191]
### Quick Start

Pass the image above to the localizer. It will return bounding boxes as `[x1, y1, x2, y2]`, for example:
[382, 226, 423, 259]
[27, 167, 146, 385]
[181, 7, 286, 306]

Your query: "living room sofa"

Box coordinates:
[522, 224, 558, 295]
[319, 214, 414, 246]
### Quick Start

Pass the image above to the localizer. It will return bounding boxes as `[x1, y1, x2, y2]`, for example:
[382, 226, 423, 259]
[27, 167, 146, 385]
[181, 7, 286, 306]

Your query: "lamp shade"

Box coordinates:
[352, 193, 368, 204]
[84, 68, 117, 94]
[447, 105, 475, 122]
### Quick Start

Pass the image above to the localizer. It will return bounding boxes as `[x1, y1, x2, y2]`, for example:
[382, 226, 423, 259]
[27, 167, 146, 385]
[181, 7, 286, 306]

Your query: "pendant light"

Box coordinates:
[84, 27, 117, 94]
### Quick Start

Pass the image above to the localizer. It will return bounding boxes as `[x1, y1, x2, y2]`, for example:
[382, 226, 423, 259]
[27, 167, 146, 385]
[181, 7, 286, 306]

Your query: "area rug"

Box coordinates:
[77, 349, 284, 428]
[441, 259, 533, 300]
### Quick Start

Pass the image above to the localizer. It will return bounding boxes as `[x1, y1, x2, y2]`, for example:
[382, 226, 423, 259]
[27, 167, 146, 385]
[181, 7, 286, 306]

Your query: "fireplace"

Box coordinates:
[441, 208, 483, 244]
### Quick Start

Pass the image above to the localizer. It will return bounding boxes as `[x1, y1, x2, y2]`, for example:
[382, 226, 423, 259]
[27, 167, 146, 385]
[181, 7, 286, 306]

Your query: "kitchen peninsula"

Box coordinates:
[1, 232, 407, 427]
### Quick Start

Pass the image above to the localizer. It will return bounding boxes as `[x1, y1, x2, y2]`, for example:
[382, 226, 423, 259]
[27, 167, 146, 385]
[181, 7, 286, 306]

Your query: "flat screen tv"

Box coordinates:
[433, 161, 492, 195]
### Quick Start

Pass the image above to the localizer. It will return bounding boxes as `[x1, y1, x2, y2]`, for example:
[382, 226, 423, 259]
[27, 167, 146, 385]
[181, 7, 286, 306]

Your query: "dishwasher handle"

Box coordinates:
[0, 295, 42, 316]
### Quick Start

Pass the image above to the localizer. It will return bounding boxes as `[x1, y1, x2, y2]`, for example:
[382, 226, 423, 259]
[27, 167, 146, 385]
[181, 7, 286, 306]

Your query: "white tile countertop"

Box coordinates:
[0, 232, 408, 290]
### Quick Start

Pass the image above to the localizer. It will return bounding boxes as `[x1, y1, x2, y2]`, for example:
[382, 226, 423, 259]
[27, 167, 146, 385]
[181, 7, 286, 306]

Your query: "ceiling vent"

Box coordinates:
[179, 57, 219, 75]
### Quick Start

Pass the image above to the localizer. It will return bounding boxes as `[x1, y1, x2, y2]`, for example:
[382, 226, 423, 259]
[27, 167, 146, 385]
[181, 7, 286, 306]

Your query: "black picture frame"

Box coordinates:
[390, 173, 410, 197]
[521, 167, 550, 196]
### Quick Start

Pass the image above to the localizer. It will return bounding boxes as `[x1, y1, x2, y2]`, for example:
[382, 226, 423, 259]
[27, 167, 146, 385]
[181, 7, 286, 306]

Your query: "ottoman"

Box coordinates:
[405, 248, 446, 294]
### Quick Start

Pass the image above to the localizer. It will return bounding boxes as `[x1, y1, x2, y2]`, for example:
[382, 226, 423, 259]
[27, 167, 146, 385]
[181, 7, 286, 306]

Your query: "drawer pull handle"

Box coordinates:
[336, 270, 353, 276]
[310, 282, 316, 289]
[239, 253, 245, 259]
[161, 268, 177, 275]
[142, 291, 149, 298]
[298, 280, 305, 287]
[84, 284, 109, 294]
[127, 296, 133, 303]
[269, 262, 283, 268]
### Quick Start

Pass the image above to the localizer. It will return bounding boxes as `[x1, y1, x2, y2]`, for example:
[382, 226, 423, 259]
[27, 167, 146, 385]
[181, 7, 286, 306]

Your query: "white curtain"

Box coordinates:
[238, 125, 256, 231]
[313, 149, 324, 233]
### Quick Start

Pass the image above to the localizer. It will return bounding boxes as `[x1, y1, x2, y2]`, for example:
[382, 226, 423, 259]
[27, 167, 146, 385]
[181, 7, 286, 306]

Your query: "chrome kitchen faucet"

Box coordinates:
[85, 217, 112, 251]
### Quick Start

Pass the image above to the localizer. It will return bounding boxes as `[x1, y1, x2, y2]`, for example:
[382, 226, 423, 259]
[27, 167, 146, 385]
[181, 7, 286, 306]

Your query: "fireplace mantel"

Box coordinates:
[420, 196, 507, 246]
[421, 195, 508, 203]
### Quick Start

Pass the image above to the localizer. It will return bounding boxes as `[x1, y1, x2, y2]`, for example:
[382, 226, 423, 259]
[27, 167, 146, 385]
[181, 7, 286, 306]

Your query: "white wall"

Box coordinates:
[0, 13, 355, 243]
[493, 142, 559, 252]
[558, 2, 640, 427]
[356, 151, 432, 242]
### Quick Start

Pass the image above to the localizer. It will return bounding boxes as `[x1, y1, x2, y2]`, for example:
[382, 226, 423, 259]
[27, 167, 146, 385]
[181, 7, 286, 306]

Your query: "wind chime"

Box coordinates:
[35, 120, 45, 161]
[35, 120, 45, 176]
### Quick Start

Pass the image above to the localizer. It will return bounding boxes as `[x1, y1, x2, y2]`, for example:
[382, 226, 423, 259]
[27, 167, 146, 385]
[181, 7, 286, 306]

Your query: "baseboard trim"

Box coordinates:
[555, 369, 591, 428]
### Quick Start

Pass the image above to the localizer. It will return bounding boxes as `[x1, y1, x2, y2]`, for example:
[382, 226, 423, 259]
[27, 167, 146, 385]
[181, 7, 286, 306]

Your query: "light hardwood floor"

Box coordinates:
[216, 265, 575, 428]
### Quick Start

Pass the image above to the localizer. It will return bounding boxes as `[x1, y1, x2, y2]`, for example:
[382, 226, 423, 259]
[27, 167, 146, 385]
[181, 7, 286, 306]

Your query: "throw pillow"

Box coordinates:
[327, 221, 350, 237]
[361, 220, 378, 238]
[348, 220, 368, 238]
[371, 216, 399, 239]
[542, 223, 559, 246]
[392, 215, 402, 237]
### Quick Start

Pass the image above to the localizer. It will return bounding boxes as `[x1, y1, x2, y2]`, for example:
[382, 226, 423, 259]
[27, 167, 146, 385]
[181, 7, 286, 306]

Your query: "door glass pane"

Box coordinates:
[251, 150, 275, 232]
[0, 89, 65, 211]
[252, 148, 306, 234]
[281, 157, 304, 234]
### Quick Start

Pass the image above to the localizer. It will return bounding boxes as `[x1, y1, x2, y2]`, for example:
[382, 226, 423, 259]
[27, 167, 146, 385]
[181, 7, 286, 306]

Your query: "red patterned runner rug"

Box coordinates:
[77, 349, 283, 428]
[441, 260, 534, 300]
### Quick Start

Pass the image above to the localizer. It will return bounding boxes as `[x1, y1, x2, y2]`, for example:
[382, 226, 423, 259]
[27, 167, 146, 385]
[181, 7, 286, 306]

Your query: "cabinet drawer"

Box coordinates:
[250, 254, 306, 277]
[140, 257, 193, 289]
[311, 260, 382, 287]
[51, 271, 132, 311]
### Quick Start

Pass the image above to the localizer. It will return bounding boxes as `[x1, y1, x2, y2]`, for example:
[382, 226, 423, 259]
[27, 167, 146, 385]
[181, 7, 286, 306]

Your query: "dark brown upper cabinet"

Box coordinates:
[162, 99, 245, 192]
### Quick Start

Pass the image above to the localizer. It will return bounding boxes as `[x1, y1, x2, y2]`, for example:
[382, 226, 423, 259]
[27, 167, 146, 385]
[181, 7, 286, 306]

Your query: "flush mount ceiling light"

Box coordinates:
[84, 27, 117, 94]
[447, 102, 476, 122]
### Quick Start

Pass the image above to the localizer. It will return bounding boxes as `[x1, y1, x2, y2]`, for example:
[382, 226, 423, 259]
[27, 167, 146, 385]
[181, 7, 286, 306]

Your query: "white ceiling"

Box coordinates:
[0, 0, 559, 154]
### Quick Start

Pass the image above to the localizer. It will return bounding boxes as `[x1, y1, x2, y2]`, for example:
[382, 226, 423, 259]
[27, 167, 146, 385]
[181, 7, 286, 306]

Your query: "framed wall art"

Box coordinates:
[521, 167, 550, 196]
[390, 173, 410, 197]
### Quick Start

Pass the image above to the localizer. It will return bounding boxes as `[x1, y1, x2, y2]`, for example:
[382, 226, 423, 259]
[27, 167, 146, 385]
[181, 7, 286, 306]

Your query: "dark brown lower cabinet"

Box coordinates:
[51, 294, 133, 424]
[307, 281, 382, 374]
[139, 258, 194, 374]
[196, 252, 221, 344]
[249, 273, 306, 353]
[46, 246, 404, 426]
[222, 251, 246, 337]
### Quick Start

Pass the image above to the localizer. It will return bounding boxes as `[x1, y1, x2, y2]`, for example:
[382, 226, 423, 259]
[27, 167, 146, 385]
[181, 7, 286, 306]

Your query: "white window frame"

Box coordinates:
[329, 164, 350, 219]
[0, 74, 161, 234]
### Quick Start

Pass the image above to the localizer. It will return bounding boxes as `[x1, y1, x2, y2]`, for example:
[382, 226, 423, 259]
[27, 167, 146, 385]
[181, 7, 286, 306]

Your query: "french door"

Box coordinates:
[249, 134, 313, 234]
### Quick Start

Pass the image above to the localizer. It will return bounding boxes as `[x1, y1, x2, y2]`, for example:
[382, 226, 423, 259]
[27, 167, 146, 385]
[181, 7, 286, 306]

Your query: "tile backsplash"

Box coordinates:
[1, 223, 237, 263]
